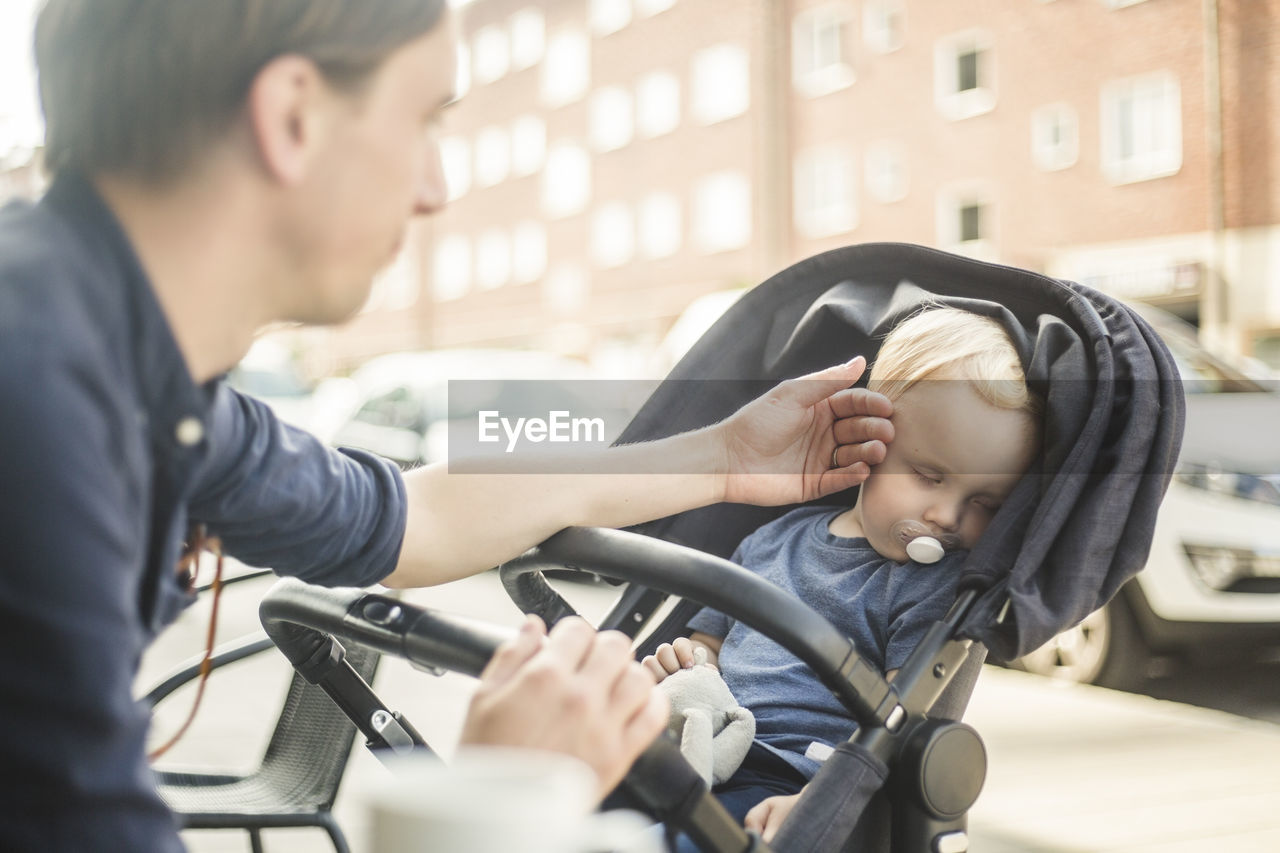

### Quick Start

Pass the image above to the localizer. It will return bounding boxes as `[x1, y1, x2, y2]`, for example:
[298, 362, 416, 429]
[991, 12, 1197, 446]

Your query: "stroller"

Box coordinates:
[259, 243, 1185, 852]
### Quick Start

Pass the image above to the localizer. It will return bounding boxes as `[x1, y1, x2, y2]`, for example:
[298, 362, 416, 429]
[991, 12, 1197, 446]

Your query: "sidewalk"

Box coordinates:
[141, 572, 1280, 852]
[967, 668, 1280, 852]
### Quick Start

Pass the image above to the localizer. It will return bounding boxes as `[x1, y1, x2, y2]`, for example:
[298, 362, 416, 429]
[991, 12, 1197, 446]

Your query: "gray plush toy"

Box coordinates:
[657, 647, 755, 787]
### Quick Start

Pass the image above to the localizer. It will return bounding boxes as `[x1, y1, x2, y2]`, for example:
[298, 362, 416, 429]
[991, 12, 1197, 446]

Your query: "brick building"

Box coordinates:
[292, 0, 1280, 375]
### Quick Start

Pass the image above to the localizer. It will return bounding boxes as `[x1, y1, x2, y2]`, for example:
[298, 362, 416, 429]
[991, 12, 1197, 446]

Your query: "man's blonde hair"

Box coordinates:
[868, 307, 1039, 416]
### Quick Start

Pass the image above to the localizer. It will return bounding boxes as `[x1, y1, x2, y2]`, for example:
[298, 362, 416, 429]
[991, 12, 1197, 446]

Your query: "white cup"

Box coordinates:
[364, 746, 662, 853]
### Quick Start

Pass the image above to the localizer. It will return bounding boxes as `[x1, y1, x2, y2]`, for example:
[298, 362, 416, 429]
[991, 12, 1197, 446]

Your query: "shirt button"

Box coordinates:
[175, 416, 204, 447]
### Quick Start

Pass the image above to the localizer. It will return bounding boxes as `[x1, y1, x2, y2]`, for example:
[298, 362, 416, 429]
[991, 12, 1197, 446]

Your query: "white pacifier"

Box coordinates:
[890, 520, 958, 564]
[905, 536, 945, 564]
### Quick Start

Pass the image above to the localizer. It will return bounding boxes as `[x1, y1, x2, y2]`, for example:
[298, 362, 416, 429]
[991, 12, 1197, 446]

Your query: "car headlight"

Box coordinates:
[1175, 463, 1280, 506]
[1184, 543, 1280, 593]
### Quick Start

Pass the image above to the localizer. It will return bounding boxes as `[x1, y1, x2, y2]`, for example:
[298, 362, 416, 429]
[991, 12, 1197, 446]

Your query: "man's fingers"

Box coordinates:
[619, 686, 669, 762]
[774, 356, 868, 409]
[578, 629, 634, 687]
[831, 439, 887, 470]
[832, 410, 895, 448]
[546, 615, 597, 671]
[478, 615, 546, 686]
[829, 386, 894, 419]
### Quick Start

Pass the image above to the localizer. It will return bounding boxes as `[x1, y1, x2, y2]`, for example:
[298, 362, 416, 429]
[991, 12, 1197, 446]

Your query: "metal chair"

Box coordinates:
[145, 632, 380, 853]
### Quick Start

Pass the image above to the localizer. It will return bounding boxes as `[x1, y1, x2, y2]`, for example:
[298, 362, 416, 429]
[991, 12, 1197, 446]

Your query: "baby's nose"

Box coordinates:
[924, 500, 962, 530]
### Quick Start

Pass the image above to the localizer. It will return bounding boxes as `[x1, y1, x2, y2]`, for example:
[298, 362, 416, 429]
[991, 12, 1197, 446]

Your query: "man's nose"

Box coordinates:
[413, 145, 448, 216]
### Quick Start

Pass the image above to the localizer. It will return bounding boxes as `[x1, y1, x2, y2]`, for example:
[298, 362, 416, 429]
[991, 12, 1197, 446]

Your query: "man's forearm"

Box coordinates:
[384, 426, 728, 587]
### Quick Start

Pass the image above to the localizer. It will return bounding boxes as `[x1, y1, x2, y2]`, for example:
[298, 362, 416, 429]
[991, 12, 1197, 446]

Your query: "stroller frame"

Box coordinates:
[258, 525, 989, 853]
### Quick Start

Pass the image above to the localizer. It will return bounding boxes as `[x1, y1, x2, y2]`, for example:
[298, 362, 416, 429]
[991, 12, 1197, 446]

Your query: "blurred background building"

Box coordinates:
[3, 0, 1277, 378]
[321, 0, 1280, 377]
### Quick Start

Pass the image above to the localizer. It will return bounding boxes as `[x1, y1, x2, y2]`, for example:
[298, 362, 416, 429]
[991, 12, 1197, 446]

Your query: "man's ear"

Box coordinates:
[245, 54, 336, 186]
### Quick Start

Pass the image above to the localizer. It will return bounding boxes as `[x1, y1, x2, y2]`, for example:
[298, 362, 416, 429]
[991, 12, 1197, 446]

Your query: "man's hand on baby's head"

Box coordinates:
[830, 387, 895, 469]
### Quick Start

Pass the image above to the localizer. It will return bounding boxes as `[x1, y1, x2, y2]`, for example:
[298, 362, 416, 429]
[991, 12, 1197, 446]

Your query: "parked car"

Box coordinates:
[331, 348, 631, 469]
[1014, 304, 1280, 688]
[226, 339, 357, 443]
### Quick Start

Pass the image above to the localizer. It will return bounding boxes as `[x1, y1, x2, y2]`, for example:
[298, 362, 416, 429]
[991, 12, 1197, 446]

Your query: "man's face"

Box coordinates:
[283, 13, 457, 324]
[854, 379, 1038, 563]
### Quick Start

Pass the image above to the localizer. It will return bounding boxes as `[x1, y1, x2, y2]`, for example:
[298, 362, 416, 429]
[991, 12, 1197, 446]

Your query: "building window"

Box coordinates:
[474, 126, 510, 187]
[1100, 72, 1182, 185]
[589, 87, 635, 152]
[691, 44, 749, 125]
[512, 221, 547, 284]
[936, 184, 996, 260]
[475, 229, 512, 290]
[638, 191, 682, 259]
[432, 235, 471, 301]
[544, 264, 589, 314]
[863, 0, 905, 54]
[794, 146, 857, 238]
[864, 140, 909, 203]
[636, 0, 676, 16]
[510, 8, 545, 71]
[1030, 103, 1079, 172]
[693, 171, 751, 253]
[591, 202, 636, 268]
[472, 25, 510, 85]
[793, 4, 855, 97]
[590, 0, 632, 36]
[542, 143, 591, 218]
[510, 115, 546, 177]
[636, 71, 680, 138]
[934, 29, 996, 121]
[542, 29, 590, 107]
[438, 136, 471, 201]
[455, 42, 472, 100]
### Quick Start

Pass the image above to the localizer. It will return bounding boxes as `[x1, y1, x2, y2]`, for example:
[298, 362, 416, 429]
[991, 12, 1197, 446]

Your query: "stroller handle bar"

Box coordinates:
[501, 527, 904, 730]
[259, 576, 766, 853]
[260, 577, 512, 680]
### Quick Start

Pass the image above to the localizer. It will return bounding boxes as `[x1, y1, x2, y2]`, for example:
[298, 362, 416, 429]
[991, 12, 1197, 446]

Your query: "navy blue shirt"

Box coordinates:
[0, 175, 407, 851]
[689, 506, 963, 779]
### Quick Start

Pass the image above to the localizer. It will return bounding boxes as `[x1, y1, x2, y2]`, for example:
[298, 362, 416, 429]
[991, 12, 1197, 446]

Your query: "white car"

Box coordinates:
[1016, 306, 1280, 687]
[227, 339, 357, 443]
[332, 349, 630, 469]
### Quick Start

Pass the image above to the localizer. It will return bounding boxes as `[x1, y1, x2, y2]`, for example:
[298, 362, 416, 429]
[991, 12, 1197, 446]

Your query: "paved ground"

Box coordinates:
[139, 570, 1280, 853]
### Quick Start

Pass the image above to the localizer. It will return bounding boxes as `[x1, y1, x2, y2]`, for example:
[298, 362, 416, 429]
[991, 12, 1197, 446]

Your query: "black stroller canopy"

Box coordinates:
[620, 242, 1185, 661]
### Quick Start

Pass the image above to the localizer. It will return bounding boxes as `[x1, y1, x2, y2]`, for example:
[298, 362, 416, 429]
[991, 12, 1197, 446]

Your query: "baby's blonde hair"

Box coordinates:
[868, 307, 1039, 416]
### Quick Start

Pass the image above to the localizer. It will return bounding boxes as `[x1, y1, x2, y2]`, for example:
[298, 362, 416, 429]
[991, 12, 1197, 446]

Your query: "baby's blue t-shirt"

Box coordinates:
[687, 504, 964, 779]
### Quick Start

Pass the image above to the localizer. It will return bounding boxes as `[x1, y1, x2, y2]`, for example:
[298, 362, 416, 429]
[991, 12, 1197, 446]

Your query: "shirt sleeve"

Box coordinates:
[882, 554, 965, 672]
[188, 384, 408, 588]
[0, 333, 184, 851]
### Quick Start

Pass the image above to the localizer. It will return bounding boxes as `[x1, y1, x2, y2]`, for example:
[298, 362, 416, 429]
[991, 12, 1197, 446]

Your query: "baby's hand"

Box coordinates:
[641, 637, 700, 683]
[745, 791, 803, 842]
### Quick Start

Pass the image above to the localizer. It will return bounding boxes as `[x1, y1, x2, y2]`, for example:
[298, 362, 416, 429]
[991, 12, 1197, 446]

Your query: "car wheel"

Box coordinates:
[1014, 593, 1149, 690]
